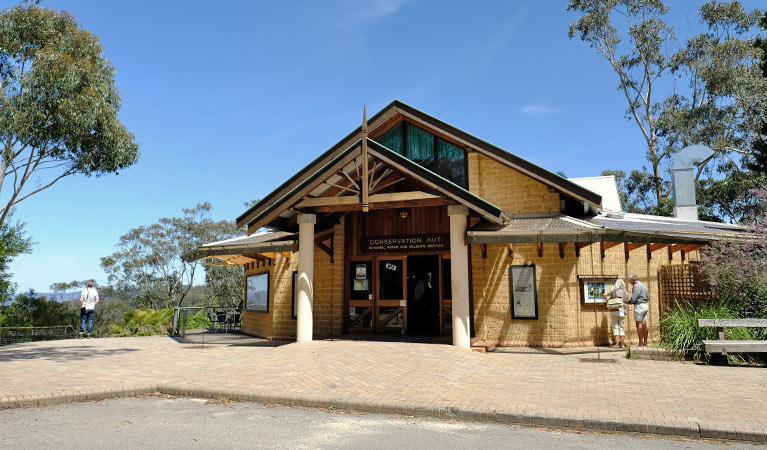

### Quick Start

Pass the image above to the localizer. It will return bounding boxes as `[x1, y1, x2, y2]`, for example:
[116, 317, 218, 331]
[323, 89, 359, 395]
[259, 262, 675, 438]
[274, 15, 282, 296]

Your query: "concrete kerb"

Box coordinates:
[1, 384, 765, 444]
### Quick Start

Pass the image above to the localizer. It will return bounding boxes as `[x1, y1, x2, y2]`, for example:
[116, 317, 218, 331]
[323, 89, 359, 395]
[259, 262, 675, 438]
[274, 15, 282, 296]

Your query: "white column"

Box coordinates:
[296, 213, 316, 342]
[448, 205, 471, 349]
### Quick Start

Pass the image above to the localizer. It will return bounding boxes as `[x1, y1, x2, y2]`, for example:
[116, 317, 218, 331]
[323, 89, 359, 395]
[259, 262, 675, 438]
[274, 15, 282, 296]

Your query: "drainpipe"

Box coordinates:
[672, 145, 714, 221]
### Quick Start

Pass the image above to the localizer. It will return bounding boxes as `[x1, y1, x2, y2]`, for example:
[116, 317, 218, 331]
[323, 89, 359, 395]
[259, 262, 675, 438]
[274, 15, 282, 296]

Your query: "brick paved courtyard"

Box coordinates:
[1, 334, 766, 443]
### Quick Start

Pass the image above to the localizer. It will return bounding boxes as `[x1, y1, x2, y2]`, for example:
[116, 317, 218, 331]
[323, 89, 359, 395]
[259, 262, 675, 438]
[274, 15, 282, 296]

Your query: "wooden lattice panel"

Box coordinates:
[658, 263, 713, 314]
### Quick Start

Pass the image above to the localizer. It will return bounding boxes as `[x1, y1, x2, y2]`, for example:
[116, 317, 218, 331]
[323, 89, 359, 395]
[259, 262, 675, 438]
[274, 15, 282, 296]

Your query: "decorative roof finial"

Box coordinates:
[361, 105, 369, 212]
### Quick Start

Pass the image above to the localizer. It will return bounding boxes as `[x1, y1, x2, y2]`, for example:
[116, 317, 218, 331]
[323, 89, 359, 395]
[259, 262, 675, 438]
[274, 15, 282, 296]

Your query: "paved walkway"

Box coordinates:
[1, 334, 765, 443]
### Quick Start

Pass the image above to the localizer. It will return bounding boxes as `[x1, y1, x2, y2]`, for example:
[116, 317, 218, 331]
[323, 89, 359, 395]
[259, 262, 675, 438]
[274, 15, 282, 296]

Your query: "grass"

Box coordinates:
[660, 301, 752, 362]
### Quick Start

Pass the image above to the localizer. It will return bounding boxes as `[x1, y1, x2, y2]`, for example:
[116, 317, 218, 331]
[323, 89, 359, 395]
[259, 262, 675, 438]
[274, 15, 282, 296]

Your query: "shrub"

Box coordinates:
[185, 309, 211, 329]
[701, 188, 767, 319]
[660, 301, 752, 362]
[106, 308, 173, 336]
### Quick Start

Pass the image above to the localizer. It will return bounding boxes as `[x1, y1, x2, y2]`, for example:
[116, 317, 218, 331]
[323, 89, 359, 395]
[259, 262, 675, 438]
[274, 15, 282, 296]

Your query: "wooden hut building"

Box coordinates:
[185, 101, 749, 348]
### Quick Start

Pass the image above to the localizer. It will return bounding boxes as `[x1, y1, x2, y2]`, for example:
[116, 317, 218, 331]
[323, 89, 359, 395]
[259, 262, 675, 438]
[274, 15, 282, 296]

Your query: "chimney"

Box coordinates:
[672, 144, 714, 220]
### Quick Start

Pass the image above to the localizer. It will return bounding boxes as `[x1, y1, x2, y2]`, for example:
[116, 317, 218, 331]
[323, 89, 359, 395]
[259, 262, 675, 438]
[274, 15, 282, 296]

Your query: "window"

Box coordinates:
[374, 122, 467, 188]
[376, 123, 403, 155]
[510, 265, 538, 320]
[246, 273, 269, 313]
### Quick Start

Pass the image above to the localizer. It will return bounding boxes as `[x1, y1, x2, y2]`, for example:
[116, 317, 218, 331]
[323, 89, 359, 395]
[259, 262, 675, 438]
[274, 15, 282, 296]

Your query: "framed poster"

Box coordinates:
[246, 273, 269, 313]
[291, 271, 298, 319]
[578, 275, 619, 304]
[510, 265, 538, 320]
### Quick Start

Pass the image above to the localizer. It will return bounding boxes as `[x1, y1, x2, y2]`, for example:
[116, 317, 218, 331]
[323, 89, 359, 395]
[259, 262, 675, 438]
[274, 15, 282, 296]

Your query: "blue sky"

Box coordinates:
[4, 0, 763, 292]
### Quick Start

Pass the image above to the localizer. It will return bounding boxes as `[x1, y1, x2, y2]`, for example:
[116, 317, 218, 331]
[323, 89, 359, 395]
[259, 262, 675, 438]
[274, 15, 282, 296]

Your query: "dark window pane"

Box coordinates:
[375, 124, 403, 155]
[379, 260, 403, 300]
[378, 306, 404, 328]
[436, 139, 467, 188]
[350, 306, 372, 328]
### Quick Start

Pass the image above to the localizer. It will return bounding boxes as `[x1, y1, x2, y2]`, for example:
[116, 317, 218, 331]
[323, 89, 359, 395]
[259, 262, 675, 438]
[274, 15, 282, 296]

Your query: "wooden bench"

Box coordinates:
[698, 319, 767, 356]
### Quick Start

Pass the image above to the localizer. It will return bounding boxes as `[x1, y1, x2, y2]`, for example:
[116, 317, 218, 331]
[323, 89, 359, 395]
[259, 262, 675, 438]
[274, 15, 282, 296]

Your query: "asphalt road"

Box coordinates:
[0, 397, 761, 450]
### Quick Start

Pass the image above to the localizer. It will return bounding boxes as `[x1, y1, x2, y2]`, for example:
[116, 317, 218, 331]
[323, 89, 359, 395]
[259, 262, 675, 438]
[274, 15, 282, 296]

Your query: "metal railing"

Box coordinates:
[0, 325, 77, 346]
[172, 306, 242, 336]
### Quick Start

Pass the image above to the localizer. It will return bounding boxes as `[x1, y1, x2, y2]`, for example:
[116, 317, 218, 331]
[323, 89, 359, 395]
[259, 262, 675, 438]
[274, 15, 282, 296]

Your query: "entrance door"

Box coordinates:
[348, 258, 374, 332]
[376, 257, 406, 334]
[407, 255, 440, 335]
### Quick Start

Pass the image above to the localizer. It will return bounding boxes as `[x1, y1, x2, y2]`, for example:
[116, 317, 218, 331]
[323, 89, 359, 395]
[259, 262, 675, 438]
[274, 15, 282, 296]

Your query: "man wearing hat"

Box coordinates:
[79, 280, 99, 337]
[627, 274, 649, 346]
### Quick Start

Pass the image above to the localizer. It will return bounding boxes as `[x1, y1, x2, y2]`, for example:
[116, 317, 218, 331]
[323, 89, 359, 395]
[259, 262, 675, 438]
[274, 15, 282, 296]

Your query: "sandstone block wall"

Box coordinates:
[468, 153, 560, 214]
[242, 219, 345, 340]
[471, 242, 699, 347]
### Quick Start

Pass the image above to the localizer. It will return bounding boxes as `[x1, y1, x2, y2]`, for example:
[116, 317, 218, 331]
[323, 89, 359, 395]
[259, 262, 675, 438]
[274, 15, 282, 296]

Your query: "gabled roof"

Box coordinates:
[240, 138, 509, 233]
[236, 100, 602, 230]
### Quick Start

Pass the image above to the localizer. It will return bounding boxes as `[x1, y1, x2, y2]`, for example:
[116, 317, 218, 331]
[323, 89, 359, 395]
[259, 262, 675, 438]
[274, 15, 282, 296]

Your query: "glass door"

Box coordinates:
[375, 257, 407, 334]
[348, 258, 374, 333]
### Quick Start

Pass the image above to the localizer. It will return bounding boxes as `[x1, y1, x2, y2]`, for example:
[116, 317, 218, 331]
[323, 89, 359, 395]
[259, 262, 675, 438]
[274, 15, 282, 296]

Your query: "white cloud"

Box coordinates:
[342, 0, 410, 26]
[520, 104, 559, 116]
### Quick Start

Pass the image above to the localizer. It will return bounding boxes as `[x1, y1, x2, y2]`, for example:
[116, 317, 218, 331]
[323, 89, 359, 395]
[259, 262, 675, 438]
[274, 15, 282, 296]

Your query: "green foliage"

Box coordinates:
[660, 301, 749, 362]
[185, 309, 211, 329]
[106, 308, 174, 337]
[204, 262, 244, 307]
[749, 11, 767, 174]
[1, 290, 79, 328]
[0, 214, 31, 303]
[572, 1, 767, 222]
[0, 4, 138, 229]
[101, 203, 242, 309]
[91, 299, 131, 337]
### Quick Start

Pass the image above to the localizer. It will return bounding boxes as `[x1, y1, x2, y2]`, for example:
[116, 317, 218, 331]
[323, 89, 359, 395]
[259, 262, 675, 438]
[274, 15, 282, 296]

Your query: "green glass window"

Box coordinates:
[376, 124, 403, 155]
[373, 122, 467, 189]
[407, 125, 434, 164]
[436, 139, 467, 188]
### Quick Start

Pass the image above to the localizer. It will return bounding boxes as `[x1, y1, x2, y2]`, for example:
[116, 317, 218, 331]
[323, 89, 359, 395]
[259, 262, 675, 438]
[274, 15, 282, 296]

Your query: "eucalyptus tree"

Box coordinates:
[101, 203, 242, 310]
[569, 1, 766, 221]
[567, 0, 673, 208]
[751, 11, 767, 174]
[0, 4, 138, 228]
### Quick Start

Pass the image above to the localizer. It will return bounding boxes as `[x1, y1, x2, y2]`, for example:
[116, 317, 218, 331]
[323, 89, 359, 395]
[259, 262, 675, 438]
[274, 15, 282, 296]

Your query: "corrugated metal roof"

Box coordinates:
[468, 213, 752, 244]
[182, 231, 296, 263]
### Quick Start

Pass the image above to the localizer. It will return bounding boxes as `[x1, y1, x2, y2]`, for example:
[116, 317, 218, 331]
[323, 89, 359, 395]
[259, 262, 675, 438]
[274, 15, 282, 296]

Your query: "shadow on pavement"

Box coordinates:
[0, 344, 139, 361]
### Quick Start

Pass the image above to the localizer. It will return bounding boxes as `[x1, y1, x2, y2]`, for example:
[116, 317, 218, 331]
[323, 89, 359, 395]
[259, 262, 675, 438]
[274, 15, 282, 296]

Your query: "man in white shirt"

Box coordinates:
[79, 280, 99, 337]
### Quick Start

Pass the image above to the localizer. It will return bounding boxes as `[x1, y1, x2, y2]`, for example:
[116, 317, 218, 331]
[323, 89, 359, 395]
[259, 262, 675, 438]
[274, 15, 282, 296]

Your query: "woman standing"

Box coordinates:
[603, 279, 628, 348]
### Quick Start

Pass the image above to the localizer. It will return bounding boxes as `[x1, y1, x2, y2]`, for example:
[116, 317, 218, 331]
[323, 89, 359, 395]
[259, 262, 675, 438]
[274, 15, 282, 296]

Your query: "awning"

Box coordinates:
[468, 213, 753, 245]
[182, 231, 296, 265]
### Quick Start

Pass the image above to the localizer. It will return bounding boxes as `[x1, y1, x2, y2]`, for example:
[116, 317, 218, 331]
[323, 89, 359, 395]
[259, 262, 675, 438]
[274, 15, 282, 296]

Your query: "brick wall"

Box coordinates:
[468, 153, 560, 214]
[245, 218, 346, 341]
[471, 242, 700, 347]
[241, 263, 274, 338]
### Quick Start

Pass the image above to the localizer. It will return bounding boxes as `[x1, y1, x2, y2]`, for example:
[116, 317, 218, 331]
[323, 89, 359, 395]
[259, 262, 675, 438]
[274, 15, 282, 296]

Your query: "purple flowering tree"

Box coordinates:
[701, 189, 767, 316]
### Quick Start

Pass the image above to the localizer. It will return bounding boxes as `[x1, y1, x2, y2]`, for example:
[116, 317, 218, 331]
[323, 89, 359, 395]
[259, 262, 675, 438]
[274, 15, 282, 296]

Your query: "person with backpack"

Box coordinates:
[79, 280, 99, 337]
[603, 279, 628, 348]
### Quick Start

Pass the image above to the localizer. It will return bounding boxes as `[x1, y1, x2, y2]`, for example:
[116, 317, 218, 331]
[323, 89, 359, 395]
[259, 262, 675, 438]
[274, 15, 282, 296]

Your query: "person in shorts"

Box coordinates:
[603, 278, 628, 348]
[628, 274, 649, 346]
